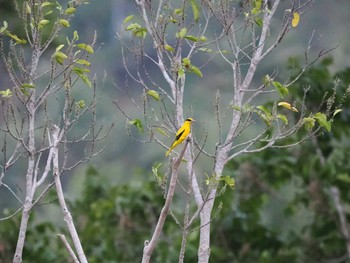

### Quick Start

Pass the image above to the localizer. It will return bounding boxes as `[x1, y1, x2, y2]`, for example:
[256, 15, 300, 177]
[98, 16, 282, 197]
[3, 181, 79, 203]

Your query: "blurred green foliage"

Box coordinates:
[1, 0, 350, 261]
[2, 57, 350, 262]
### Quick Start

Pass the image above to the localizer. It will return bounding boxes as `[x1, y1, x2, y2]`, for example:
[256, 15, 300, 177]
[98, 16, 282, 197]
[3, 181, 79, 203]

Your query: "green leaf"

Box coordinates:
[256, 105, 271, 117]
[123, 15, 134, 24]
[272, 81, 289, 98]
[76, 43, 94, 54]
[190, 65, 203, 77]
[221, 176, 235, 189]
[277, 114, 288, 125]
[164, 44, 174, 52]
[263, 74, 272, 85]
[55, 44, 65, 52]
[59, 19, 70, 27]
[255, 0, 262, 10]
[21, 83, 35, 89]
[75, 59, 91, 67]
[190, 0, 200, 22]
[176, 28, 187, 38]
[254, 18, 263, 27]
[129, 119, 144, 134]
[314, 112, 331, 132]
[199, 36, 207, 42]
[6, 32, 27, 45]
[39, 19, 50, 27]
[134, 27, 147, 38]
[41, 1, 54, 8]
[76, 100, 85, 109]
[20, 83, 35, 96]
[146, 89, 160, 101]
[178, 68, 185, 78]
[256, 105, 273, 126]
[125, 23, 140, 31]
[184, 35, 198, 42]
[73, 67, 92, 88]
[65, 7, 76, 14]
[0, 89, 13, 98]
[182, 57, 191, 67]
[303, 117, 315, 131]
[73, 30, 79, 41]
[53, 51, 68, 65]
[174, 9, 183, 16]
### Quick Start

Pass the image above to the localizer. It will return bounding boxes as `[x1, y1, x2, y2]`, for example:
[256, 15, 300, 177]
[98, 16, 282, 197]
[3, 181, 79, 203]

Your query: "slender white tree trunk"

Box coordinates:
[13, 93, 36, 263]
[51, 125, 88, 263]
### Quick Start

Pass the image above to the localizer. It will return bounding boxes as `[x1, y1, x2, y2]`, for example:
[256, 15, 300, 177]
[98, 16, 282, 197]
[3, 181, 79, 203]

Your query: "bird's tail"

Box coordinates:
[165, 148, 171, 156]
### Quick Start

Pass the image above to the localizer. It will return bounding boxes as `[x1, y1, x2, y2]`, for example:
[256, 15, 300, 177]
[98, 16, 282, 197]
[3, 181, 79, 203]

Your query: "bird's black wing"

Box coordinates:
[175, 129, 185, 141]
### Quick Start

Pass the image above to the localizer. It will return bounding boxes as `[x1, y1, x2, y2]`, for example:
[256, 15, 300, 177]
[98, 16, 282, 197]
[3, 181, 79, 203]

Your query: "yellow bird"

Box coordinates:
[165, 118, 195, 156]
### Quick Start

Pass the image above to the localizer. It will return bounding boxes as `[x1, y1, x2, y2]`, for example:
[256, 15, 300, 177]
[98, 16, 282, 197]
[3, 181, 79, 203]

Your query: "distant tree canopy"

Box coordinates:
[1, 58, 349, 263]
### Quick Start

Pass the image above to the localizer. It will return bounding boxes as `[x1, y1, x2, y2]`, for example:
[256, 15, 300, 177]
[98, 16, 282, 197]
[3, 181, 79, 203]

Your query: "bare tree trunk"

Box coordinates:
[142, 139, 190, 263]
[13, 204, 31, 263]
[13, 89, 36, 263]
[51, 125, 88, 263]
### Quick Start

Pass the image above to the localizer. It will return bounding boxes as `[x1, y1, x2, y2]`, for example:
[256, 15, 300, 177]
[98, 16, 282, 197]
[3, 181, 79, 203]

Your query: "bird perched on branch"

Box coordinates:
[165, 118, 195, 156]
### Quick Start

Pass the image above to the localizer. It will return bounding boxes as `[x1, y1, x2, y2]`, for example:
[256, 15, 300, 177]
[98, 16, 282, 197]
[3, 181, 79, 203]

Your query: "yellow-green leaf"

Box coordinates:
[55, 44, 65, 52]
[199, 36, 207, 42]
[146, 89, 160, 101]
[292, 12, 300, 27]
[41, 1, 53, 8]
[278, 102, 298, 112]
[73, 67, 92, 88]
[59, 19, 70, 27]
[164, 44, 174, 52]
[184, 35, 198, 42]
[190, 65, 203, 77]
[39, 19, 50, 26]
[76, 43, 94, 54]
[65, 7, 76, 14]
[123, 15, 134, 24]
[6, 33, 27, 45]
[273, 81, 289, 98]
[176, 28, 187, 38]
[178, 68, 185, 78]
[277, 114, 288, 125]
[303, 117, 315, 131]
[314, 112, 331, 132]
[21, 83, 35, 89]
[125, 23, 140, 31]
[76, 100, 85, 109]
[0, 89, 13, 98]
[75, 59, 91, 66]
[221, 176, 235, 189]
[129, 119, 144, 134]
[190, 0, 200, 22]
[53, 51, 68, 65]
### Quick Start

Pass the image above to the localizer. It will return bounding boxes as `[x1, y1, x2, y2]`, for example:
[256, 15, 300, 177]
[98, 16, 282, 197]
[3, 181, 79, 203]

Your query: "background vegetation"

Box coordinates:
[1, 0, 350, 262]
